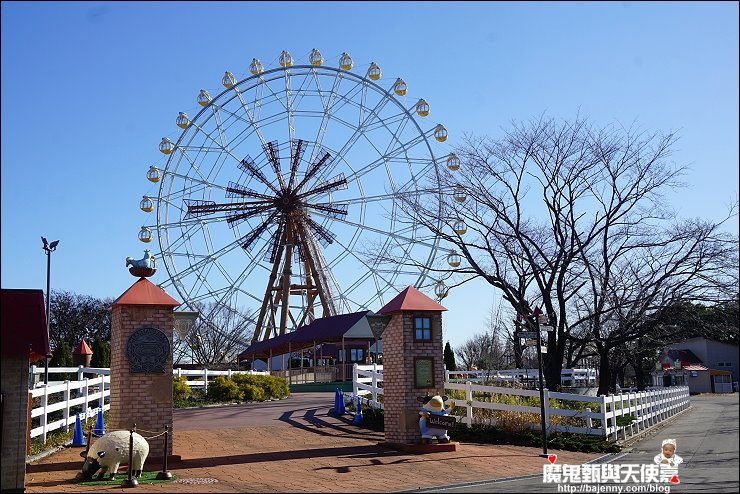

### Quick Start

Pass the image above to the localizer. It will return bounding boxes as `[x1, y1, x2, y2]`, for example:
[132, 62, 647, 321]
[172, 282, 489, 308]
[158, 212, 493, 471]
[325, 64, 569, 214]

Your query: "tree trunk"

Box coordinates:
[597, 349, 611, 396]
[633, 363, 647, 391]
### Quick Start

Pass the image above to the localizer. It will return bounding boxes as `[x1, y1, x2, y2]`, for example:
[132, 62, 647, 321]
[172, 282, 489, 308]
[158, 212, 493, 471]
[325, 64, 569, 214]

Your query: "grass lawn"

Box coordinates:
[72, 470, 177, 485]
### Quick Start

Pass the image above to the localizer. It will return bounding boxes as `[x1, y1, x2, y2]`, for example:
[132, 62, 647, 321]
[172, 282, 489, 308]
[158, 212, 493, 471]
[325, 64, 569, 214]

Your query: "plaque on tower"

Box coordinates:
[126, 327, 170, 373]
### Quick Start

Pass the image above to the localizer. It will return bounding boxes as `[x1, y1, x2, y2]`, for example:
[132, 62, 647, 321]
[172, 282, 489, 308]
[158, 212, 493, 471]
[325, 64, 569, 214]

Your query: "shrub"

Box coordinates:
[173, 376, 191, 402]
[240, 383, 264, 402]
[232, 373, 289, 400]
[207, 376, 243, 402]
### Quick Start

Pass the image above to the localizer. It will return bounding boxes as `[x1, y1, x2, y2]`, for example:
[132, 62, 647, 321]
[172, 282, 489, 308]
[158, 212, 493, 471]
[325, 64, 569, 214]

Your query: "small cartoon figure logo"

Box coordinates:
[654, 438, 683, 467]
[654, 438, 683, 483]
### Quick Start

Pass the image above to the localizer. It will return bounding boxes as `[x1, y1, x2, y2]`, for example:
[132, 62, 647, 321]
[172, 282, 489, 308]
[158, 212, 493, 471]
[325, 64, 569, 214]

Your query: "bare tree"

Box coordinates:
[173, 301, 253, 367]
[387, 114, 738, 391]
[455, 300, 511, 372]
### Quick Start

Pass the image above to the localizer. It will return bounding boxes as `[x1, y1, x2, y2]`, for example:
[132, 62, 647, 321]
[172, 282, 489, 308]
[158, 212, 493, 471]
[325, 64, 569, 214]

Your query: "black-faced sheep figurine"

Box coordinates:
[80, 430, 150, 480]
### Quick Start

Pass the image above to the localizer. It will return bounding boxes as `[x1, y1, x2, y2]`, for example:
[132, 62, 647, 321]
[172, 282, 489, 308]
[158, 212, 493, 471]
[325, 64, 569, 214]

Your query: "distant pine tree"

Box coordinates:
[50, 341, 73, 380]
[443, 341, 457, 371]
[90, 337, 111, 368]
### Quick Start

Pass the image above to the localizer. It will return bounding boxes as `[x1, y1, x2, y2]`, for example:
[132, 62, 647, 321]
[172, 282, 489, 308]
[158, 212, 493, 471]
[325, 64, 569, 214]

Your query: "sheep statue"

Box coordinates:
[80, 430, 150, 480]
[417, 394, 455, 444]
[126, 250, 155, 270]
[125, 250, 157, 277]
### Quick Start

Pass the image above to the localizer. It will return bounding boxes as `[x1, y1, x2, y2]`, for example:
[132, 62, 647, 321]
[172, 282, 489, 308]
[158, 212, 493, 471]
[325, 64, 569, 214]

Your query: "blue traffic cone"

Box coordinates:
[93, 408, 105, 435]
[353, 396, 363, 425]
[72, 414, 86, 447]
[338, 392, 346, 415]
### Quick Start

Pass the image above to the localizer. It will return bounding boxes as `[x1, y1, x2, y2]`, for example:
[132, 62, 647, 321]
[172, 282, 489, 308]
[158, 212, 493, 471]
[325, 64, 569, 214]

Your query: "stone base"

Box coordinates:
[378, 441, 459, 454]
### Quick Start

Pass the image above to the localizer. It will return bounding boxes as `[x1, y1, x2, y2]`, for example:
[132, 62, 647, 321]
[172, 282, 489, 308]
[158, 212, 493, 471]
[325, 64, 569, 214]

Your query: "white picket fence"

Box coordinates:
[446, 368, 597, 387]
[173, 368, 269, 393]
[28, 366, 268, 445]
[28, 368, 110, 444]
[351, 364, 690, 441]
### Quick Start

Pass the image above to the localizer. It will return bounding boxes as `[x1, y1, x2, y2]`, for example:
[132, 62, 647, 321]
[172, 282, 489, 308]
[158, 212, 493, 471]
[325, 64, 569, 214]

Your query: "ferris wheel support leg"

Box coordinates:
[253, 241, 287, 344]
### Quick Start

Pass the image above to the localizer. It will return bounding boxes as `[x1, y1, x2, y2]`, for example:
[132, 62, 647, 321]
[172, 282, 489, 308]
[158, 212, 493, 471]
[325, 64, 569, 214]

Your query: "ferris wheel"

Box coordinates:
[138, 49, 459, 345]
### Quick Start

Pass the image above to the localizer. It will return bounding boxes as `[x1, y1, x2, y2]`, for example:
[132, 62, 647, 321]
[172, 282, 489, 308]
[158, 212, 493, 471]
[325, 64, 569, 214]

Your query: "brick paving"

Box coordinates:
[25, 393, 600, 492]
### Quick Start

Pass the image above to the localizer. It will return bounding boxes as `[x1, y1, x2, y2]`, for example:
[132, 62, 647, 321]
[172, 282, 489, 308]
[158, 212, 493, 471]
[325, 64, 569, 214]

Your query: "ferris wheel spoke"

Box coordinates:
[340, 131, 434, 185]
[283, 67, 296, 146]
[308, 69, 345, 165]
[165, 236, 251, 283]
[324, 85, 394, 161]
[314, 211, 438, 251]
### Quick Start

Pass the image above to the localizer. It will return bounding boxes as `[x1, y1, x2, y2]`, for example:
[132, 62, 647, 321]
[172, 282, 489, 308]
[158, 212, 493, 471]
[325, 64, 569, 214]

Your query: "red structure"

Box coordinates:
[73, 339, 94, 367]
[110, 278, 180, 459]
[1, 289, 52, 491]
[376, 286, 451, 448]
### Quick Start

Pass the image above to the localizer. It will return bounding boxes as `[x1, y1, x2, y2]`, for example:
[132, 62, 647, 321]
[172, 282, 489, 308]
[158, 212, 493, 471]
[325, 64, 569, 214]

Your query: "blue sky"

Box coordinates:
[2, 1, 738, 353]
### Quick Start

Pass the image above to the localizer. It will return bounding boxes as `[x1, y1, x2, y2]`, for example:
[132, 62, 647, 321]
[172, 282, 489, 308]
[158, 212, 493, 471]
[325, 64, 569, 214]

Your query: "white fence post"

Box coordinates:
[98, 374, 105, 410]
[352, 364, 359, 398]
[83, 377, 90, 416]
[599, 395, 608, 439]
[465, 381, 473, 428]
[63, 380, 71, 432]
[41, 385, 49, 444]
[203, 368, 209, 394]
[176, 367, 182, 379]
[77, 365, 84, 382]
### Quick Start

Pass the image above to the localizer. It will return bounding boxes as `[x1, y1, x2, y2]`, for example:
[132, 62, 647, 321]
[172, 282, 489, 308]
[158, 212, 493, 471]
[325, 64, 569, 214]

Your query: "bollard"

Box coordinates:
[94, 408, 105, 436]
[121, 425, 138, 488]
[353, 396, 363, 425]
[72, 414, 86, 447]
[337, 391, 346, 415]
[155, 425, 173, 480]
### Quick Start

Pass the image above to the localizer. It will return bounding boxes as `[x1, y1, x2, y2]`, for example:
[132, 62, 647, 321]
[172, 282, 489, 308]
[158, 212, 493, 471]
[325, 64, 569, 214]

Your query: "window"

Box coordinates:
[717, 362, 732, 367]
[350, 348, 364, 362]
[415, 317, 432, 341]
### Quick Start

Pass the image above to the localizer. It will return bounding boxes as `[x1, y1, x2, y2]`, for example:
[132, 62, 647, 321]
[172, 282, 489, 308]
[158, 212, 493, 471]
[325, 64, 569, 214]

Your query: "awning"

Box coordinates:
[238, 310, 371, 360]
[682, 364, 709, 371]
[1, 289, 51, 361]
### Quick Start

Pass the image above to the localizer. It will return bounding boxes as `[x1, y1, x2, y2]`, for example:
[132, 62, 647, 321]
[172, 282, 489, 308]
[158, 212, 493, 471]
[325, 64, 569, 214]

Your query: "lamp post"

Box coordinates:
[531, 306, 548, 457]
[41, 237, 59, 385]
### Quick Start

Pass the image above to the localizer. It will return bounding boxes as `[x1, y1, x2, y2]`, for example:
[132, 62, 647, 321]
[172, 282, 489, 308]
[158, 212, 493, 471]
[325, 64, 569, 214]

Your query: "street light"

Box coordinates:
[531, 306, 549, 457]
[41, 236, 59, 385]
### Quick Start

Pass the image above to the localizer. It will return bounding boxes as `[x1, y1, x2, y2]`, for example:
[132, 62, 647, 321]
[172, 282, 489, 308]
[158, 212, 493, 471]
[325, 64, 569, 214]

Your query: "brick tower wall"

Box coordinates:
[110, 305, 173, 458]
[383, 311, 444, 444]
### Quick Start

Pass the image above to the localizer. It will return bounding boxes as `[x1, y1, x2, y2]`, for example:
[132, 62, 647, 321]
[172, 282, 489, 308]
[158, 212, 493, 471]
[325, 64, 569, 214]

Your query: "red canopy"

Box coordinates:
[1, 289, 51, 361]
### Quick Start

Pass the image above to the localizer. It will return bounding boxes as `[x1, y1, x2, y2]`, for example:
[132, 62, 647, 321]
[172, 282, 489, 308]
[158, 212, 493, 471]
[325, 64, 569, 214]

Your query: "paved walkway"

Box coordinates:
[25, 393, 599, 493]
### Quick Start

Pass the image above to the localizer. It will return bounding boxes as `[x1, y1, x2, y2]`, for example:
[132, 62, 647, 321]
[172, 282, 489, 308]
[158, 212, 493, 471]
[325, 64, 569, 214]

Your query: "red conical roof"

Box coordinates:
[112, 277, 181, 307]
[377, 286, 447, 315]
[73, 339, 93, 355]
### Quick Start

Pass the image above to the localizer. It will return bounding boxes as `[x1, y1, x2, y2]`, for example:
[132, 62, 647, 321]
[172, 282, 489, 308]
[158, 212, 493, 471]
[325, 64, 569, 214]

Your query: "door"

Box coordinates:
[663, 374, 672, 387]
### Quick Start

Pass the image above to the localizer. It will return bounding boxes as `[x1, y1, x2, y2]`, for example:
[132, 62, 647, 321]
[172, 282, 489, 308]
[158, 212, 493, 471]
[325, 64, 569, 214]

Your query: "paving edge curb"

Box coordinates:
[26, 440, 72, 465]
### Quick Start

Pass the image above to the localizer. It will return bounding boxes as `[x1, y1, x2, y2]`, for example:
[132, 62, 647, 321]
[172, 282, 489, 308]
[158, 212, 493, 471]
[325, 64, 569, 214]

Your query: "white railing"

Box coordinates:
[28, 366, 268, 444]
[446, 368, 597, 387]
[350, 364, 690, 441]
[173, 368, 269, 393]
[29, 373, 110, 444]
